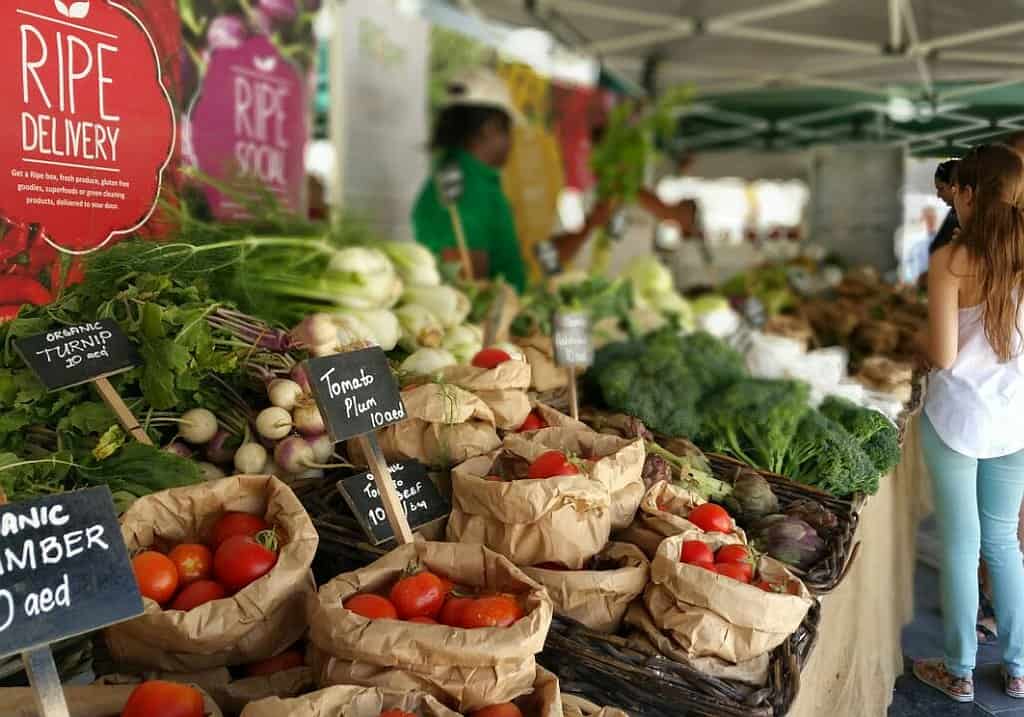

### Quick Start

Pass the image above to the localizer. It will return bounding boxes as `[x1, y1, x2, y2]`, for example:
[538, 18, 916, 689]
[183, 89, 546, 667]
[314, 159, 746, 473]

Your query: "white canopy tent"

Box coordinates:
[453, 0, 1024, 154]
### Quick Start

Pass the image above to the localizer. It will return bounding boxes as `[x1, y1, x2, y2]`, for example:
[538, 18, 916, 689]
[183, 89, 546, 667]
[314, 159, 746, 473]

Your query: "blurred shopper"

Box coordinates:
[914, 144, 1024, 703]
[930, 160, 960, 254]
[413, 69, 527, 291]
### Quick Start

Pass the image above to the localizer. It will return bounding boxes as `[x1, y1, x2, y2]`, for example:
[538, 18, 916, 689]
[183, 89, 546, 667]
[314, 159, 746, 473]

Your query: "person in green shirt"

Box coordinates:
[413, 69, 528, 292]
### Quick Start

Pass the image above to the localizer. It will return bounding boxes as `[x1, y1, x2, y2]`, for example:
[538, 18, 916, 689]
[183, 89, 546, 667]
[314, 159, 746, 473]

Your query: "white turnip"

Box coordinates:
[256, 407, 293, 440]
[180, 408, 219, 444]
[234, 443, 269, 474]
[292, 400, 326, 436]
[268, 378, 303, 411]
[198, 462, 225, 481]
[162, 441, 192, 459]
[291, 313, 336, 348]
[309, 434, 334, 464]
[274, 436, 316, 475]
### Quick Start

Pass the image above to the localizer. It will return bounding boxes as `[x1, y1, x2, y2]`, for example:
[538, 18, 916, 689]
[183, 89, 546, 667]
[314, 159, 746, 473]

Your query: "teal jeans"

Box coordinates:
[921, 413, 1024, 678]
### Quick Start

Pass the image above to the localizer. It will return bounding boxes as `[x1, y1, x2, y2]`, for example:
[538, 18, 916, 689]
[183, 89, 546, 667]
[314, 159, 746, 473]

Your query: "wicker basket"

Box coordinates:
[541, 602, 821, 717]
[704, 454, 860, 595]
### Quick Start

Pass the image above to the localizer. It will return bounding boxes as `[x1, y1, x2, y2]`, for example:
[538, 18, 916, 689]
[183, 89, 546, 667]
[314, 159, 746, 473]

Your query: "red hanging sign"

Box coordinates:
[0, 0, 176, 254]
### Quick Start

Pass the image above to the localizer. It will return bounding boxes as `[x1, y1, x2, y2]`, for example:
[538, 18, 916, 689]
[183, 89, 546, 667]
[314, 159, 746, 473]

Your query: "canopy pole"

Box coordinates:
[888, 0, 902, 50]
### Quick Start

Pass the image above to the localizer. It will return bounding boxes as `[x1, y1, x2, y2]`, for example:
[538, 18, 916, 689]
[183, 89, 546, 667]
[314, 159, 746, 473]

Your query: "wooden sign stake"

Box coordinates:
[483, 283, 508, 347]
[566, 367, 579, 420]
[447, 205, 475, 282]
[22, 647, 71, 717]
[354, 433, 415, 545]
[93, 377, 152, 446]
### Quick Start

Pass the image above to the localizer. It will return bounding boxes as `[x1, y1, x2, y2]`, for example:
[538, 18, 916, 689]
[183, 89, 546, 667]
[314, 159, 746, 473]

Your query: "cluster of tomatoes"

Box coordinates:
[131, 512, 280, 612]
[345, 569, 525, 629]
[120, 680, 205, 717]
[484, 449, 591, 484]
[381, 705, 523, 717]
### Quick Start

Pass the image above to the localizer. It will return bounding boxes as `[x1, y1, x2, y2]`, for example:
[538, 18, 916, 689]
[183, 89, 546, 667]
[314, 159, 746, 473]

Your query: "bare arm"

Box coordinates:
[927, 245, 961, 370]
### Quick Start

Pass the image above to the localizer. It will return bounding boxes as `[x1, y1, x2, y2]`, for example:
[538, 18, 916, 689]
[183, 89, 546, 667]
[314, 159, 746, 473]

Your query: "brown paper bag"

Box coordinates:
[351, 383, 501, 468]
[6, 684, 223, 717]
[647, 533, 812, 663]
[446, 449, 612, 569]
[531, 403, 588, 432]
[105, 475, 318, 671]
[515, 334, 568, 392]
[617, 482, 744, 558]
[307, 541, 553, 711]
[239, 685, 461, 717]
[97, 666, 314, 717]
[443, 361, 533, 431]
[562, 694, 630, 717]
[504, 429, 645, 531]
[623, 603, 770, 686]
[522, 542, 648, 632]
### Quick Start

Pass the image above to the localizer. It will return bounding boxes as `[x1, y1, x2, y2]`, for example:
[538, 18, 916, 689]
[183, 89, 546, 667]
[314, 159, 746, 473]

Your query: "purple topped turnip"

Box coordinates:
[207, 15, 248, 50]
[259, 0, 298, 23]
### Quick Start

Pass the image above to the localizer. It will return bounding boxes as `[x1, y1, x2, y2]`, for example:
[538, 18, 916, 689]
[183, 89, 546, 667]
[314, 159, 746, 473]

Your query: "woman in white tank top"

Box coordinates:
[915, 143, 1024, 703]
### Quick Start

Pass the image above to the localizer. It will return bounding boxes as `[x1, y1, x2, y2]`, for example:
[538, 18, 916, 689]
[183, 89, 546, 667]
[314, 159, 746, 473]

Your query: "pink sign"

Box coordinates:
[189, 35, 307, 219]
[0, 0, 176, 254]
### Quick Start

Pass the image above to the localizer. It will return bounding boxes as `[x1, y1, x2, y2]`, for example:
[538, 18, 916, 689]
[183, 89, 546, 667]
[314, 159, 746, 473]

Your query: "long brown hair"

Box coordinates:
[953, 143, 1024, 362]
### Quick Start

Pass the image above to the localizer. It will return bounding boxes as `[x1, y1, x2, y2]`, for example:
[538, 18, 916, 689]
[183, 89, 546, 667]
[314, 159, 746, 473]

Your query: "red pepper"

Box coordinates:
[0, 305, 21, 322]
[0, 276, 52, 306]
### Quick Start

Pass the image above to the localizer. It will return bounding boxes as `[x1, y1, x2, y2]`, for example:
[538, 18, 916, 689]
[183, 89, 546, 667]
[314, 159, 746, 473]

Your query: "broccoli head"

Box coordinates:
[783, 409, 879, 497]
[699, 379, 810, 474]
[820, 396, 901, 475]
[596, 347, 702, 437]
[643, 329, 747, 398]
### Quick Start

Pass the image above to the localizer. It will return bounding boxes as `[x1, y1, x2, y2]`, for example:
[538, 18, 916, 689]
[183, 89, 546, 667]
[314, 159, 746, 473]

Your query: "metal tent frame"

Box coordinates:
[459, 0, 1024, 154]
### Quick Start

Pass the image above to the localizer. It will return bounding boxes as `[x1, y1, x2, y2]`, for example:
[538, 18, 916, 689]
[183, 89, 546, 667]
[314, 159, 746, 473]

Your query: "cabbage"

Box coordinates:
[336, 309, 400, 352]
[442, 324, 484, 365]
[400, 348, 458, 377]
[691, 294, 731, 317]
[327, 247, 403, 310]
[382, 241, 442, 288]
[402, 286, 471, 329]
[648, 291, 695, 332]
[396, 304, 444, 352]
[624, 256, 675, 300]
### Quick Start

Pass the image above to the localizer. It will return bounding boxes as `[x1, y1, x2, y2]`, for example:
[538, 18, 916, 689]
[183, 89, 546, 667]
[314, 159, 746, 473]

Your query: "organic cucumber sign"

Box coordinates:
[0, 0, 176, 254]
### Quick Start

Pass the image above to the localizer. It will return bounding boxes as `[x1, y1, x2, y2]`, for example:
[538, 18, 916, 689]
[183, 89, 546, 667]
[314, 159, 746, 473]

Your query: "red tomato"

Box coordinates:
[409, 616, 438, 624]
[210, 512, 270, 549]
[379, 711, 417, 717]
[679, 540, 714, 565]
[132, 552, 179, 606]
[168, 544, 213, 585]
[437, 575, 455, 595]
[517, 410, 547, 432]
[472, 348, 512, 369]
[471, 704, 524, 717]
[345, 593, 399, 620]
[169, 580, 227, 611]
[439, 596, 472, 627]
[121, 680, 204, 717]
[245, 649, 305, 676]
[714, 562, 752, 584]
[390, 571, 446, 619]
[687, 504, 733, 534]
[213, 535, 278, 592]
[715, 545, 750, 565]
[527, 450, 580, 479]
[460, 595, 523, 629]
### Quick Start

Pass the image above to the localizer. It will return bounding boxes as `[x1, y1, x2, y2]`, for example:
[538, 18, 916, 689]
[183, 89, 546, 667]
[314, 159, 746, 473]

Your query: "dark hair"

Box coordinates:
[430, 105, 511, 153]
[1003, 130, 1024, 148]
[950, 143, 1024, 361]
[935, 159, 958, 183]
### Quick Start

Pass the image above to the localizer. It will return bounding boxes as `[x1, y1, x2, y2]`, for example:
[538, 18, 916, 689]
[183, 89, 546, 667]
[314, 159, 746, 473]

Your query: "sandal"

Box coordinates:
[1004, 669, 1024, 699]
[978, 594, 999, 644]
[913, 659, 974, 703]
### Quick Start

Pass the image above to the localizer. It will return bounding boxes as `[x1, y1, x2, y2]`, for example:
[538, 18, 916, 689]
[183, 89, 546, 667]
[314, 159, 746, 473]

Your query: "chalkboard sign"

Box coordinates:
[0, 487, 143, 660]
[305, 347, 407, 443]
[552, 312, 594, 368]
[534, 239, 562, 276]
[338, 461, 449, 545]
[14, 320, 140, 392]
